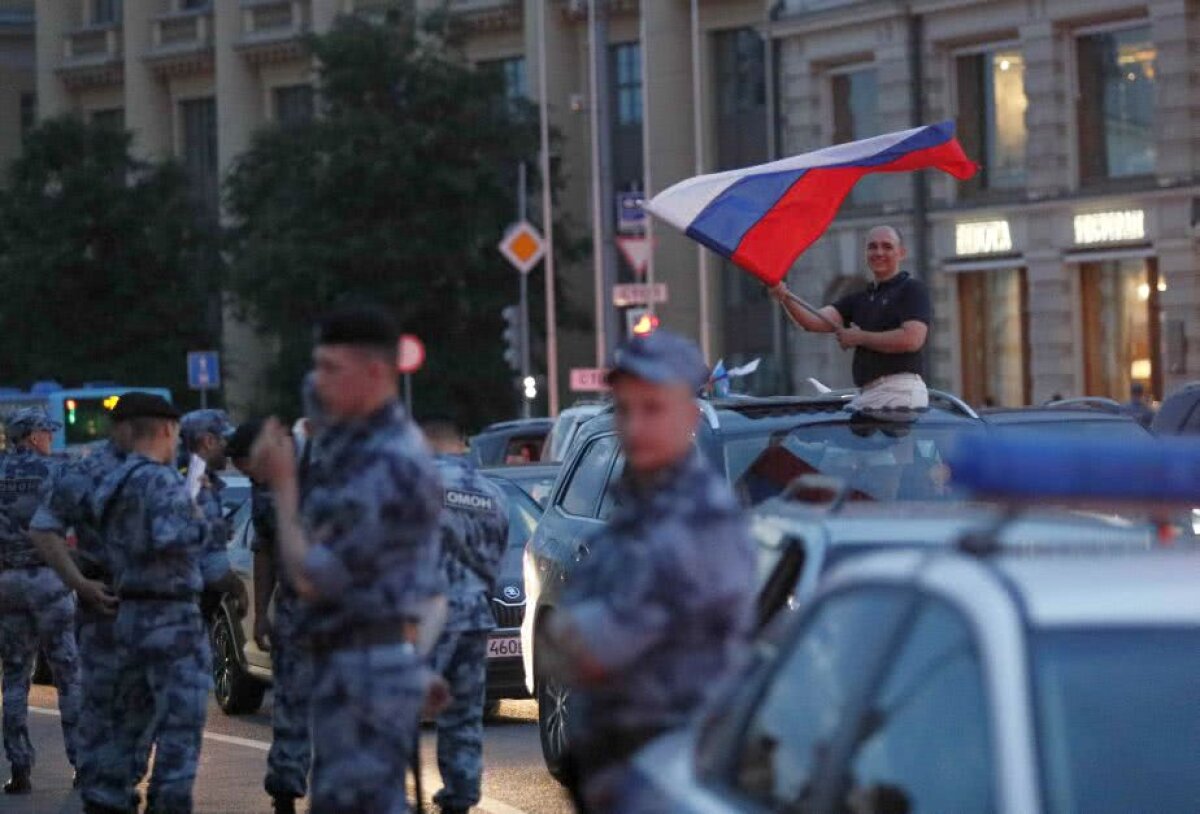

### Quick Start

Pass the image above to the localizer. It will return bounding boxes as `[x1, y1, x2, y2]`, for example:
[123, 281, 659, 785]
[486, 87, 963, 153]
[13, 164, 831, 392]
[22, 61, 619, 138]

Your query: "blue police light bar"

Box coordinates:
[949, 432, 1200, 505]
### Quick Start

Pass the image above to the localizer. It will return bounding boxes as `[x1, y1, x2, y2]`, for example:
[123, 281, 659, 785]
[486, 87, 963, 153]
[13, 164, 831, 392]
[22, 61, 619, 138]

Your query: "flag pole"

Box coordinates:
[782, 289, 841, 332]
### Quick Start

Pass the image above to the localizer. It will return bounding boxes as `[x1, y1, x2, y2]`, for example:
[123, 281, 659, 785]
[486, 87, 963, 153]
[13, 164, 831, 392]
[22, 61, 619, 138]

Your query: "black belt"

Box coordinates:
[118, 590, 199, 603]
[309, 620, 419, 654]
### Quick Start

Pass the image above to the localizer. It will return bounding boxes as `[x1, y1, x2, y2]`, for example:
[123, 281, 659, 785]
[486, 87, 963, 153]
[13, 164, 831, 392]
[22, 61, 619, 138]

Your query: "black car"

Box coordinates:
[468, 418, 554, 466]
[520, 391, 984, 779]
[207, 469, 542, 716]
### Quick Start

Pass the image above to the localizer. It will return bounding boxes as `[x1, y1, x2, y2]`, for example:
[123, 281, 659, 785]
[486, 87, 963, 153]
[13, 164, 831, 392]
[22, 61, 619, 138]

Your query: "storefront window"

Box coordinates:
[1080, 259, 1162, 400]
[956, 49, 1027, 194]
[832, 67, 880, 206]
[958, 269, 1029, 407]
[1077, 26, 1157, 183]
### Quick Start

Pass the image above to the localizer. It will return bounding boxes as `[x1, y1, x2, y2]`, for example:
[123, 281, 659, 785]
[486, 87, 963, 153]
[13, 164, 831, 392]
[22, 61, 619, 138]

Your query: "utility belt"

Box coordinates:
[118, 589, 200, 604]
[309, 619, 420, 655]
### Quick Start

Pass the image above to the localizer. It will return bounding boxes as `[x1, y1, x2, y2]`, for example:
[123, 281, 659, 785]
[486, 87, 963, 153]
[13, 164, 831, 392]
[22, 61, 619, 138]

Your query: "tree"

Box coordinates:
[0, 117, 219, 405]
[224, 10, 580, 428]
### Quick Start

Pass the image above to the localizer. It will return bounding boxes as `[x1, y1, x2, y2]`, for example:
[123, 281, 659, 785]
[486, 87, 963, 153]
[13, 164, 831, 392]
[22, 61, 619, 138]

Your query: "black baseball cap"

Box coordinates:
[110, 392, 181, 422]
[226, 419, 264, 460]
[314, 304, 399, 348]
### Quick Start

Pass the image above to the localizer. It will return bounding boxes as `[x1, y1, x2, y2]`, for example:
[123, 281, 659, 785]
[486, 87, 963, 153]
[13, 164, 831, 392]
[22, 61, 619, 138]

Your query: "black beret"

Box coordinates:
[226, 418, 264, 459]
[314, 304, 399, 348]
[110, 392, 181, 422]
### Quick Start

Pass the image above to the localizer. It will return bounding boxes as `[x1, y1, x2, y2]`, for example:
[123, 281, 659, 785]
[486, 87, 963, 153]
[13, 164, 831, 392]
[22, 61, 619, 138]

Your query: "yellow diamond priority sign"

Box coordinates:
[498, 221, 546, 275]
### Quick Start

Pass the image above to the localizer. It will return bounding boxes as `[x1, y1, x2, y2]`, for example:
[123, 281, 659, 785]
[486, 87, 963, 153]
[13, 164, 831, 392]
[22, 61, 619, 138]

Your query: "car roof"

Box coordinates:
[980, 408, 1137, 425]
[477, 418, 554, 434]
[825, 548, 1200, 628]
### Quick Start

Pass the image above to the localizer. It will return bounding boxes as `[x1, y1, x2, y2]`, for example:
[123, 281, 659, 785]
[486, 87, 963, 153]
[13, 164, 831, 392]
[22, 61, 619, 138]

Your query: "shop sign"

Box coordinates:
[955, 220, 1013, 256]
[1073, 210, 1145, 246]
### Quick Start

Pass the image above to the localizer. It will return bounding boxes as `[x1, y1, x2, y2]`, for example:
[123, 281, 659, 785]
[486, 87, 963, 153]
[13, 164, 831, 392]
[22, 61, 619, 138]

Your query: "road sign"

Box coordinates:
[613, 282, 668, 308]
[615, 235, 652, 278]
[187, 351, 220, 390]
[397, 334, 426, 374]
[498, 221, 546, 275]
[570, 368, 609, 393]
[616, 191, 645, 234]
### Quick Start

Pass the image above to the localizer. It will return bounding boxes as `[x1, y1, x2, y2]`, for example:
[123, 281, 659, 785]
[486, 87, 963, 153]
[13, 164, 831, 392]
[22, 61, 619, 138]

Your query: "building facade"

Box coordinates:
[0, 1, 34, 179]
[17, 0, 1200, 410]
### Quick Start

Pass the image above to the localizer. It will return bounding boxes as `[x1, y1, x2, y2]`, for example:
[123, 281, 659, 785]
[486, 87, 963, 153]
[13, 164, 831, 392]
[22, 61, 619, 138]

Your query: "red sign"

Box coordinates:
[570, 368, 609, 393]
[397, 334, 426, 374]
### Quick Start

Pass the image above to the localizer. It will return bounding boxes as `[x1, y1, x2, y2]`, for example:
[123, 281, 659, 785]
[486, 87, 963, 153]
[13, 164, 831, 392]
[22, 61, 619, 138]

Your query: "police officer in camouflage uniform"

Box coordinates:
[230, 419, 314, 814]
[0, 408, 81, 794]
[424, 420, 509, 814]
[542, 331, 757, 813]
[86, 395, 237, 814]
[253, 305, 449, 814]
[29, 395, 143, 801]
[179, 410, 247, 596]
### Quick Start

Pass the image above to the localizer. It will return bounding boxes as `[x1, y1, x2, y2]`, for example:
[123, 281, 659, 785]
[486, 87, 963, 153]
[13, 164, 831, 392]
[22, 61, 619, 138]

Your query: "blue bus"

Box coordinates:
[0, 382, 173, 452]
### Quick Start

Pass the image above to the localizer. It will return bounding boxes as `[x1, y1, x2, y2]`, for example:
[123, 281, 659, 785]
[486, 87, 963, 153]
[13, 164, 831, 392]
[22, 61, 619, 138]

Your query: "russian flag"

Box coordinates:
[644, 121, 977, 286]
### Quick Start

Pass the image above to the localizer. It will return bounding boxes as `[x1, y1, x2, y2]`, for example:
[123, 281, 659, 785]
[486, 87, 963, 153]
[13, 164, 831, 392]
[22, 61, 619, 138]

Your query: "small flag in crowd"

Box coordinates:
[644, 121, 977, 286]
[709, 357, 762, 397]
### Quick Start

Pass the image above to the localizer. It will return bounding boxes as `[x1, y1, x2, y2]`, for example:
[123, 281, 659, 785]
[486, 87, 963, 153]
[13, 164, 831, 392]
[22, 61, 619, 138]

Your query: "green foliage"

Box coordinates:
[225, 10, 579, 428]
[0, 117, 218, 405]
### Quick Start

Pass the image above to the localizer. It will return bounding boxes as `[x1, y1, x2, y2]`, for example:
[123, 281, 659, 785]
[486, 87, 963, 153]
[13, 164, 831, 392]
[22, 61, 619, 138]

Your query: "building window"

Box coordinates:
[93, 0, 121, 25]
[480, 56, 527, 113]
[611, 42, 642, 127]
[956, 49, 1027, 194]
[714, 28, 767, 171]
[1080, 258, 1162, 400]
[180, 97, 219, 216]
[273, 85, 314, 128]
[91, 108, 125, 132]
[831, 67, 880, 205]
[957, 269, 1030, 407]
[19, 93, 36, 138]
[1077, 25, 1156, 183]
[180, 0, 211, 11]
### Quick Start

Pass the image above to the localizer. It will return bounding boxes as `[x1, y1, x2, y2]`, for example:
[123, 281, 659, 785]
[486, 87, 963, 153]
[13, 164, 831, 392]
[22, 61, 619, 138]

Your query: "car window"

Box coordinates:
[558, 435, 618, 518]
[597, 454, 626, 521]
[228, 500, 252, 548]
[727, 587, 910, 809]
[838, 597, 992, 814]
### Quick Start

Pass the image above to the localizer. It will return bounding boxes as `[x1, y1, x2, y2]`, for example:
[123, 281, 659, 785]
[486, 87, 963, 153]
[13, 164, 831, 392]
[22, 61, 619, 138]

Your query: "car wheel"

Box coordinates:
[31, 649, 52, 685]
[536, 658, 571, 784]
[210, 614, 266, 716]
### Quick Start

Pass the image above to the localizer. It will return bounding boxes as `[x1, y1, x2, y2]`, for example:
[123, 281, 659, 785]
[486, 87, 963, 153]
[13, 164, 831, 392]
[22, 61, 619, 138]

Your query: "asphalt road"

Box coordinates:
[1, 686, 572, 814]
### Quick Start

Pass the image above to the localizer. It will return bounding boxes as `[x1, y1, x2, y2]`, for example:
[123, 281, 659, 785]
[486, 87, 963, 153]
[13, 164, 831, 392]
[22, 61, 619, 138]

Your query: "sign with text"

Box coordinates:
[1073, 210, 1145, 245]
[613, 282, 668, 308]
[570, 368, 609, 393]
[616, 191, 646, 234]
[955, 220, 1013, 256]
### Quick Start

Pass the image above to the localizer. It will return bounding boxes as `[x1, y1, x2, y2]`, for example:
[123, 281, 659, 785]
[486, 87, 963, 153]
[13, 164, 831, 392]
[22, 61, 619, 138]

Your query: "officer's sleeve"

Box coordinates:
[898, 277, 932, 326]
[567, 543, 672, 673]
[197, 488, 232, 584]
[29, 465, 72, 534]
[147, 474, 206, 552]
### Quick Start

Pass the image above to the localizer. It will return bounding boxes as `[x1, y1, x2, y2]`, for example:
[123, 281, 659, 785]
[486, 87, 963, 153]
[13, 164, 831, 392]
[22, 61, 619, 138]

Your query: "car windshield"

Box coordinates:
[1034, 627, 1200, 814]
[724, 420, 975, 505]
[994, 419, 1149, 439]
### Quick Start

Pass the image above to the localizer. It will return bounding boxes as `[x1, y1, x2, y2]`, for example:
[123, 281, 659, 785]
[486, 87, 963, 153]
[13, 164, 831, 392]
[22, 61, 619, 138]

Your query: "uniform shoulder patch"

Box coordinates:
[444, 488, 495, 513]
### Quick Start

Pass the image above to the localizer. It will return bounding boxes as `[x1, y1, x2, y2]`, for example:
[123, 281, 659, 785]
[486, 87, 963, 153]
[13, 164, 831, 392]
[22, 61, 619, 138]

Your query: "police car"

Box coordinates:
[624, 432, 1200, 813]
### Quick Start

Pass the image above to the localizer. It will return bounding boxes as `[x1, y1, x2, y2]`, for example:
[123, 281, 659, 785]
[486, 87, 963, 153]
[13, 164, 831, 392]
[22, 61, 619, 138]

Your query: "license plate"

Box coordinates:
[487, 635, 522, 659]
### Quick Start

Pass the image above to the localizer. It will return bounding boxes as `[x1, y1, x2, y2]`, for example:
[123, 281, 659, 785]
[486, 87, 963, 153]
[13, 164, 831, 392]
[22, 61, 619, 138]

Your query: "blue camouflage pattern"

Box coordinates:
[434, 455, 509, 633]
[428, 456, 508, 810]
[85, 454, 211, 814]
[560, 449, 756, 809]
[0, 447, 80, 772]
[29, 440, 138, 792]
[300, 402, 442, 814]
[251, 480, 313, 800]
[195, 472, 233, 586]
[429, 629, 489, 811]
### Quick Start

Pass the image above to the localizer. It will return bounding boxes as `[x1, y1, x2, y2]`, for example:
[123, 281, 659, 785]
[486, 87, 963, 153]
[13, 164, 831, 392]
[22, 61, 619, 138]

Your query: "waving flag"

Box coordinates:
[644, 121, 977, 286]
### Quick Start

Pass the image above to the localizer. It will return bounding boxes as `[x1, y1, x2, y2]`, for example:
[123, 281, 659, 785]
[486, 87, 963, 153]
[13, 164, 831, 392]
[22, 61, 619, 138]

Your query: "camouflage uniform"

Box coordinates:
[250, 479, 314, 801]
[557, 331, 757, 812]
[88, 454, 212, 814]
[29, 439, 155, 799]
[299, 402, 443, 814]
[0, 428, 81, 779]
[429, 455, 509, 813]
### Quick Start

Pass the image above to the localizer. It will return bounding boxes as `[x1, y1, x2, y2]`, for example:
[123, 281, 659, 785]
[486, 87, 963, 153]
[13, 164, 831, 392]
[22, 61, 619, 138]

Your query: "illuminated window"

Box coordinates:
[957, 48, 1027, 194]
[1080, 259, 1162, 400]
[1077, 26, 1157, 182]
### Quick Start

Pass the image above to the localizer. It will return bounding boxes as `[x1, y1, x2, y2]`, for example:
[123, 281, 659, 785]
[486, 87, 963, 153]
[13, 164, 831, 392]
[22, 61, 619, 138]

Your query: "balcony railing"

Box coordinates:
[240, 0, 309, 41]
[150, 8, 213, 54]
[63, 24, 122, 64]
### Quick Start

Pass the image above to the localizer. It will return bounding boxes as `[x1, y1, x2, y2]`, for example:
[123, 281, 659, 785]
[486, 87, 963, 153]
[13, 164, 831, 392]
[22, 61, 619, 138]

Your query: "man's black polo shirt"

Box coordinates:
[833, 271, 931, 387]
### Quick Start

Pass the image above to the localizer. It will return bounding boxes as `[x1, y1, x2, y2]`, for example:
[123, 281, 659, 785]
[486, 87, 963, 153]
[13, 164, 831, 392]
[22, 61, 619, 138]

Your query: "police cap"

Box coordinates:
[606, 330, 709, 391]
[225, 419, 263, 460]
[109, 392, 180, 422]
[5, 407, 62, 438]
[180, 409, 235, 448]
[314, 304, 399, 349]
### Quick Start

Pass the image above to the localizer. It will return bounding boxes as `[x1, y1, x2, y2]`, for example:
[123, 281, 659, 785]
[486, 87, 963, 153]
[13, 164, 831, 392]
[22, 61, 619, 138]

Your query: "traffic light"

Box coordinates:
[522, 375, 537, 401]
[625, 307, 660, 337]
[501, 305, 521, 371]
